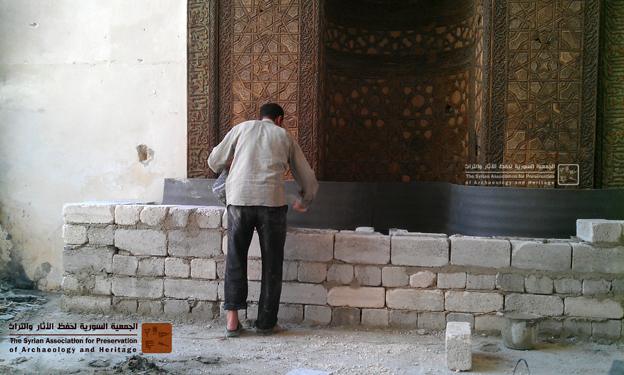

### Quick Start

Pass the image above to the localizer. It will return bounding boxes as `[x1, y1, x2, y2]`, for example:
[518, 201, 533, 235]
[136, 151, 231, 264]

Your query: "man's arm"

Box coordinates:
[289, 136, 319, 208]
[207, 126, 239, 173]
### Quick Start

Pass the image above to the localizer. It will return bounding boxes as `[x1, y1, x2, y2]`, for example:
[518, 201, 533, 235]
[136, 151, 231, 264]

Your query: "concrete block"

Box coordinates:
[61, 295, 111, 313]
[576, 219, 623, 243]
[278, 304, 304, 323]
[572, 243, 624, 274]
[445, 322, 472, 371]
[63, 246, 114, 274]
[112, 298, 138, 314]
[331, 307, 361, 326]
[563, 318, 592, 338]
[409, 271, 436, 288]
[446, 312, 474, 328]
[87, 226, 114, 245]
[167, 206, 193, 228]
[63, 224, 87, 245]
[466, 274, 495, 290]
[437, 272, 466, 289]
[354, 265, 381, 286]
[281, 282, 327, 305]
[304, 305, 332, 325]
[327, 264, 353, 284]
[592, 320, 621, 340]
[525, 275, 553, 294]
[137, 257, 164, 277]
[582, 279, 611, 295]
[111, 255, 138, 277]
[450, 236, 510, 268]
[284, 228, 335, 262]
[114, 205, 143, 225]
[613, 279, 624, 294]
[361, 309, 389, 327]
[164, 279, 218, 300]
[386, 289, 444, 311]
[139, 205, 168, 226]
[327, 286, 385, 308]
[194, 206, 223, 229]
[334, 233, 390, 264]
[164, 257, 190, 278]
[164, 299, 190, 316]
[418, 312, 446, 330]
[168, 229, 221, 257]
[190, 301, 219, 320]
[382, 267, 409, 287]
[445, 291, 503, 313]
[391, 236, 449, 267]
[389, 310, 418, 327]
[511, 240, 571, 271]
[115, 229, 166, 256]
[297, 262, 327, 283]
[63, 203, 115, 224]
[505, 294, 563, 316]
[564, 297, 623, 319]
[554, 278, 582, 295]
[474, 314, 504, 333]
[112, 277, 163, 299]
[495, 273, 524, 292]
[137, 300, 163, 315]
[190, 258, 217, 279]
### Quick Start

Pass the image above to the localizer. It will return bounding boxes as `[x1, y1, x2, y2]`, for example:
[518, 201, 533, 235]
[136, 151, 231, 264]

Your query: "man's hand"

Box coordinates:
[293, 199, 308, 213]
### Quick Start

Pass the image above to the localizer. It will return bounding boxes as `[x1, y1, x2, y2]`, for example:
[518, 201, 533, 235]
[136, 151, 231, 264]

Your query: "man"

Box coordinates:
[207, 103, 319, 337]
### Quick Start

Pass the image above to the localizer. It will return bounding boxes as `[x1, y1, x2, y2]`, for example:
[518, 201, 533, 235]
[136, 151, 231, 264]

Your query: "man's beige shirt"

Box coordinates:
[207, 119, 319, 207]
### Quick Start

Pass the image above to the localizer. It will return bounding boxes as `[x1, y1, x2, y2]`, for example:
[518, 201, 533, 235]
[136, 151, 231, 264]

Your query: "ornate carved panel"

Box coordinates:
[598, 0, 624, 187]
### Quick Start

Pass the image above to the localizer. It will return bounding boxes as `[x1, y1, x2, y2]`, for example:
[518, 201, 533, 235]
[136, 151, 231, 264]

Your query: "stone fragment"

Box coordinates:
[381, 267, 409, 287]
[327, 286, 385, 308]
[190, 258, 217, 279]
[114, 205, 143, 225]
[334, 233, 390, 264]
[361, 309, 389, 327]
[505, 294, 563, 316]
[445, 291, 503, 313]
[115, 229, 166, 256]
[437, 272, 466, 289]
[140, 206, 168, 226]
[445, 322, 472, 371]
[466, 274, 495, 290]
[304, 305, 332, 325]
[391, 236, 449, 266]
[168, 229, 221, 257]
[63, 225, 87, 245]
[511, 241, 571, 271]
[525, 275, 553, 294]
[327, 264, 353, 284]
[112, 277, 163, 299]
[164, 279, 218, 300]
[63, 203, 115, 224]
[164, 257, 190, 278]
[450, 236, 510, 268]
[386, 289, 444, 311]
[576, 219, 623, 243]
[564, 297, 623, 319]
[354, 265, 381, 286]
[409, 271, 436, 288]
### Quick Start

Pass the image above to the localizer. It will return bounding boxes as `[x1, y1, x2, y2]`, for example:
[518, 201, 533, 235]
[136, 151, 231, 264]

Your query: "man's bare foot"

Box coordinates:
[226, 310, 239, 331]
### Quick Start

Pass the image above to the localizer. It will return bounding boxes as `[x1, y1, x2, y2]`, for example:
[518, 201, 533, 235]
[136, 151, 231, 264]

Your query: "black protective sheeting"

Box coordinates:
[163, 178, 624, 238]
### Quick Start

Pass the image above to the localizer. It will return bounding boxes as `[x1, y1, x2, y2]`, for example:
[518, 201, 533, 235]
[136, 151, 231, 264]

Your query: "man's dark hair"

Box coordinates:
[259, 103, 285, 120]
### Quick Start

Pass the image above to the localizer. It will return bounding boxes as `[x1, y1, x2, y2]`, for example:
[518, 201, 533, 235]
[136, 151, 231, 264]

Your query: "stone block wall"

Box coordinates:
[61, 203, 624, 341]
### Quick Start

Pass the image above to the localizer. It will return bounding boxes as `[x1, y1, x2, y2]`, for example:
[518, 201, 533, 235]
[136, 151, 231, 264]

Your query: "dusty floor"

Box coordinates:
[0, 293, 622, 375]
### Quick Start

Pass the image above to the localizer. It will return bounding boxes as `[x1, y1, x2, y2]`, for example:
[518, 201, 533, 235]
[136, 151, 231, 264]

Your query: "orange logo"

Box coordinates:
[141, 323, 172, 353]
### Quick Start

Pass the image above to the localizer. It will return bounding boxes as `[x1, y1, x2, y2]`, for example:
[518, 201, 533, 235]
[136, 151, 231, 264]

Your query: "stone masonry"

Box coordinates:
[61, 204, 624, 342]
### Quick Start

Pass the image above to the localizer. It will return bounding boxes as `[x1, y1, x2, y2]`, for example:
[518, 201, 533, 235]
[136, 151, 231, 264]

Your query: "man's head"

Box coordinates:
[259, 103, 285, 126]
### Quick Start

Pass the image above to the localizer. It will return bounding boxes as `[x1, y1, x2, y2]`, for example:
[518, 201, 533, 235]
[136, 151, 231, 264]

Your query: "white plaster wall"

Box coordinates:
[0, 0, 187, 289]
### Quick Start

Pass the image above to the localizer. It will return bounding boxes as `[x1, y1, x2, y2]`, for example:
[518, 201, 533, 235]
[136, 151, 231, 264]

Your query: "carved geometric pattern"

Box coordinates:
[598, 0, 624, 187]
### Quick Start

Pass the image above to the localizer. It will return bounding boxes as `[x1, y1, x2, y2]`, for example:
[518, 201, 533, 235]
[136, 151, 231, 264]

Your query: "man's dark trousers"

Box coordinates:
[223, 205, 288, 330]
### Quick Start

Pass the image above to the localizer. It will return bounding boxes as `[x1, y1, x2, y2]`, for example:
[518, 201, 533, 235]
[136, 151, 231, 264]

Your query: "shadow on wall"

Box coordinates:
[0, 218, 36, 289]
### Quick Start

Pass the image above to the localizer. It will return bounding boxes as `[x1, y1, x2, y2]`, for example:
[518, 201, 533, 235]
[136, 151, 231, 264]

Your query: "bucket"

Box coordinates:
[502, 312, 541, 350]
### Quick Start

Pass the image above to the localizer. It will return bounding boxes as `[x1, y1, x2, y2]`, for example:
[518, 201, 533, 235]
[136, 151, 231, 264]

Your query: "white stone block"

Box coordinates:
[334, 233, 390, 264]
[298, 262, 328, 283]
[437, 272, 466, 289]
[409, 271, 436, 288]
[87, 226, 114, 245]
[327, 286, 385, 308]
[554, 278, 582, 295]
[281, 282, 327, 305]
[194, 206, 223, 228]
[114, 205, 143, 225]
[140, 205, 168, 226]
[525, 275, 553, 294]
[354, 265, 381, 286]
[63, 224, 87, 245]
[168, 229, 221, 257]
[164, 257, 190, 278]
[386, 289, 444, 311]
[572, 243, 624, 274]
[466, 274, 495, 290]
[167, 206, 194, 228]
[505, 294, 563, 316]
[137, 257, 165, 277]
[191, 258, 217, 279]
[391, 236, 449, 266]
[284, 228, 336, 262]
[61, 295, 111, 313]
[164, 279, 218, 300]
[304, 305, 332, 325]
[112, 277, 163, 299]
[115, 229, 167, 256]
[564, 296, 623, 319]
[63, 246, 114, 274]
[381, 267, 409, 287]
[112, 254, 138, 276]
[93, 275, 111, 295]
[327, 264, 353, 284]
[576, 219, 623, 243]
[63, 203, 115, 224]
[511, 240, 571, 271]
[445, 322, 472, 371]
[450, 236, 511, 268]
[445, 291, 503, 313]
